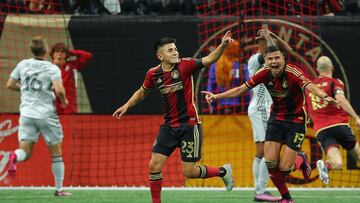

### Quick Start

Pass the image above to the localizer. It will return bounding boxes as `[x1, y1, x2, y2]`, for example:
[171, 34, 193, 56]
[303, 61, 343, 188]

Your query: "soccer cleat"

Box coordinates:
[55, 190, 72, 197]
[298, 151, 311, 180]
[7, 152, 17, 177]
[278, 199, 295, 203]
[317, 160, 329, 185]
[221, 164, 234, 191]
[254, 191, 282, 202]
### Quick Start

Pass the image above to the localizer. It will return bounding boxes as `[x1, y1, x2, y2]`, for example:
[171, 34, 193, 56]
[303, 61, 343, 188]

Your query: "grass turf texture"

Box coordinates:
[0, 189, 360, 203]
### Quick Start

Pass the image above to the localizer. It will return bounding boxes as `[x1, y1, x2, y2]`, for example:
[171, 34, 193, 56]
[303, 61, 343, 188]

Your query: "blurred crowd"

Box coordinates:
[1, 0, 360, 16]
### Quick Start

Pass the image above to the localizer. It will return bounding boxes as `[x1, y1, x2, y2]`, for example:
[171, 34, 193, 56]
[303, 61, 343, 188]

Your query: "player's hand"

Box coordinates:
[61, 99, 68, 108]
[112, 104, 128, 119]
[324, 96, 339, 107]
[201, 91, 217, 104]
[256, 29, 272, 40]
[220, 30, 233, 49]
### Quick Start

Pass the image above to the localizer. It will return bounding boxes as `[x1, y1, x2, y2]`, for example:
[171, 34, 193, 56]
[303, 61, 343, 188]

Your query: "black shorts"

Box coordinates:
[266, 120, 306, 151]
[152, 124, 202, 162]
[317, 125, 356, 152]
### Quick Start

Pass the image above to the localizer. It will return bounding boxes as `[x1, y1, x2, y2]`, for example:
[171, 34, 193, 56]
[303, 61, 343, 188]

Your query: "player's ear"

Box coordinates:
[157, 53, 163, 61]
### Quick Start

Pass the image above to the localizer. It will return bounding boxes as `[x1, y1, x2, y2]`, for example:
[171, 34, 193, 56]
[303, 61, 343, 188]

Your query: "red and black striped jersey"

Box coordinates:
[305, 76, 349, 132]
[245, 64, 311, 124]
[142, 58, 202, 127]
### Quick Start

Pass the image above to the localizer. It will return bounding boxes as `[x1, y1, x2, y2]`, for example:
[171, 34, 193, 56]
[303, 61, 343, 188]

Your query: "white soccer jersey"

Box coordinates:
[247, 53, 272, 117]
[10, 58, 61, 119]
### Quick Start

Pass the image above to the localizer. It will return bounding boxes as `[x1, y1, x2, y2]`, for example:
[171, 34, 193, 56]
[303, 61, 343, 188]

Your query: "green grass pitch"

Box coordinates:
[0, 189, 359, 203]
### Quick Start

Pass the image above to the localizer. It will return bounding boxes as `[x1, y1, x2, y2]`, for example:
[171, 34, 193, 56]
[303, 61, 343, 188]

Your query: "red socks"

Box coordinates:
[150, 180, 162, 203]
[268, 168, 289, 196]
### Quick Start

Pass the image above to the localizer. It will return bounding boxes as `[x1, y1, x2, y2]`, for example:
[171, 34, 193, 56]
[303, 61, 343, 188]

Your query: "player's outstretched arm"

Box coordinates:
[6, 77, 20, 91]
[305, 83, 337, 104]
[112, 87, 148, 119]
[202, 30, 233, 67]
[201, 83, 249, 103]
[335, 94, 360, 129]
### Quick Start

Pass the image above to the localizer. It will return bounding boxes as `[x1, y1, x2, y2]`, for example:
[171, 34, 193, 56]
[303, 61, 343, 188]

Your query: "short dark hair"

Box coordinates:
[50, 42, 70, 59]
[154, 37, 176, 52]
[264, 45, 282, 56]
[30, 36, 47, 57]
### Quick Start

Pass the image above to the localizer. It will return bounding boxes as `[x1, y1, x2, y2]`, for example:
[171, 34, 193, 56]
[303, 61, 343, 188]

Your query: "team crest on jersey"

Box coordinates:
[282, 80, 288, 88]
[171, 70, 180, 79]
[156, 78, 162, 84]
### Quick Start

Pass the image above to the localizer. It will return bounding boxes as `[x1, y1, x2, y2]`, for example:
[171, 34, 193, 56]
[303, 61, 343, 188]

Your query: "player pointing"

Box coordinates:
[113, 31, 234, 203]
[202, 45, 336, 203]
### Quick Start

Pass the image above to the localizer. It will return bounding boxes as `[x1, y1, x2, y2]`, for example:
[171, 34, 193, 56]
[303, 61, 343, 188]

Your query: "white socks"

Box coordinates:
[52, 156, 64, 192]
[253, 156, 269, 195]
[14, 149, 27, 162]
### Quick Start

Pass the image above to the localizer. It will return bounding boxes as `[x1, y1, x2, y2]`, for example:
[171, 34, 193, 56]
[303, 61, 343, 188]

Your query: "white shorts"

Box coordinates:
[249, 110, 269, 142]
[18, 116, 63, 145]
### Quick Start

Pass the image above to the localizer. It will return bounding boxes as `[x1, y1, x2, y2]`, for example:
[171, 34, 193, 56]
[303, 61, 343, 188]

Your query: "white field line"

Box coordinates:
[0, 187, 360, 191]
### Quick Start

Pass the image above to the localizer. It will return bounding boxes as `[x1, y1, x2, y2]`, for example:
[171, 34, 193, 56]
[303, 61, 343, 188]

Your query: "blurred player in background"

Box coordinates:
[50, 42, 92, 114]
[6, 36, 71, 196]
[202, 45, 336, 203]
[206, 39, 250, 114]
[306, 56, 360, 184]
[113, 31, 234, 203]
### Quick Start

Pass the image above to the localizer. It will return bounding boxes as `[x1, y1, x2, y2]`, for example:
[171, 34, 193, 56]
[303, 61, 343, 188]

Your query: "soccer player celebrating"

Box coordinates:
[202, 45, 336, 203]
[113, 31, 234, 203]
[50, 42, 92, 114]
[6, 36, 71, 196]
[306, 56, 360, 185]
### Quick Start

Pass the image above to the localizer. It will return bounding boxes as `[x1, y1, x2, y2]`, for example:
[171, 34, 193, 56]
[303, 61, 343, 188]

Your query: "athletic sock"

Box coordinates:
[257, 157, 269, 194]
[198, 165, 221, 178]
[51, 156, 64, 192]
[268, 168, 290, 199]
[253, 156, 261, 193]
[149, 172, 162, 203]
[14, 149, 27, 162]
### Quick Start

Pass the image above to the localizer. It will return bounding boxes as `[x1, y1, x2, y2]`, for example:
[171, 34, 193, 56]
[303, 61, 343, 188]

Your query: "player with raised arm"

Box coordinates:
[306, 56, 360, 185]
[6, 36, 71, 196]
[50, 42, 93, 114]
[202, 45, 336, 203]
[248, 29, 279, 202]
[113, 31, 234, 203]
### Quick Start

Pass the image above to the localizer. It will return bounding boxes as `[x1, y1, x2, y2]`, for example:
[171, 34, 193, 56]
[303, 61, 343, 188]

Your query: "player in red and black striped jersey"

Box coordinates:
[305, 56, 360, 185]
[202, 46, 336, 203]
[113, 31, 234, 203]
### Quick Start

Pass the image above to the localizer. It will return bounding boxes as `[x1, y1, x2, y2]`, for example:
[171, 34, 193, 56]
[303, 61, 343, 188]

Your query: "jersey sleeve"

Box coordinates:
[333, 78, 345, 95]
[10, 61, 22, 80]
[288, 65, 312, 89]
[247, 53, 263, 77]
[245, 68, 267, 89]
[182, 58, 203, 75]
[68, 49, 93, 71]
[142, 68, 155, 90]
[49, 65, 62, 81]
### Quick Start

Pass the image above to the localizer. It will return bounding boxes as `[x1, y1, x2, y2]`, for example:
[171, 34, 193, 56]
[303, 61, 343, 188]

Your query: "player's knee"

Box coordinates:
[149, 160, 162, 172]
[265, 159, 278, 170]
